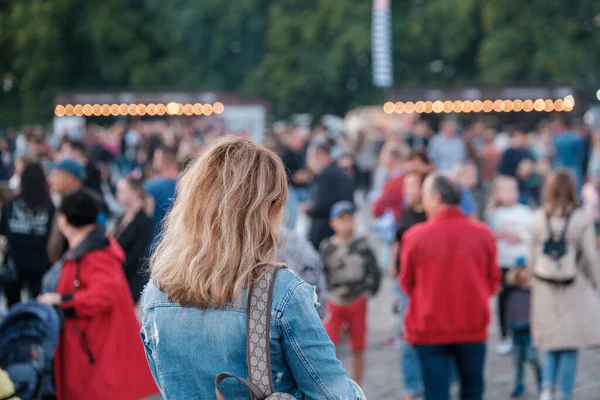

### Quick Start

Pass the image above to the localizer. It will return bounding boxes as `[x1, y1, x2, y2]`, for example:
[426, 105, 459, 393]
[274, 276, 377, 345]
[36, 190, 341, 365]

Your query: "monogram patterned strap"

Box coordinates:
[247, 267, 279, 398]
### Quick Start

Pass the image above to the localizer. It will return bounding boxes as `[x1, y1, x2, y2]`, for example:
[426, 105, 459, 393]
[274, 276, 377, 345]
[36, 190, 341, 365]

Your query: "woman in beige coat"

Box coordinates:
[530, 170, 600, 400]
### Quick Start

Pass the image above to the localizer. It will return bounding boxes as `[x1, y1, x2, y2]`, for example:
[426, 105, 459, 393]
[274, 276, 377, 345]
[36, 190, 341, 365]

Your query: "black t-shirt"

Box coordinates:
[0, 198, 55, 279]
[395, 207, 427, 275]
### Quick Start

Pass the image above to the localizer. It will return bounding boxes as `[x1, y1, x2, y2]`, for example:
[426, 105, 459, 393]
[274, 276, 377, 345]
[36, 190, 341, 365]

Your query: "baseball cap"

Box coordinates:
[53, 158, 85, 182]
[329, 201, 356, 219]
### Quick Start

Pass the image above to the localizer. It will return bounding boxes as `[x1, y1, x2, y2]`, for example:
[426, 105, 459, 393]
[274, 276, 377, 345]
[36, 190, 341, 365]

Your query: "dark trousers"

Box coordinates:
[415, 342, 486, 400]
[4, 279, 42, 308]
[498, 268, 514, 339]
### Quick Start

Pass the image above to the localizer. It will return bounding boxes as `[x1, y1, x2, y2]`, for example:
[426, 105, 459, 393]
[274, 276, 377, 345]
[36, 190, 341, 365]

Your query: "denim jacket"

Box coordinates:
[141, 268, 359, 400]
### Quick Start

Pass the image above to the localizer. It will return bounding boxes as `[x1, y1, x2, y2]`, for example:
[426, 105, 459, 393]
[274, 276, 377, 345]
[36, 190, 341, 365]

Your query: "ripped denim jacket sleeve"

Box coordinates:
[277, 281, 358, 400]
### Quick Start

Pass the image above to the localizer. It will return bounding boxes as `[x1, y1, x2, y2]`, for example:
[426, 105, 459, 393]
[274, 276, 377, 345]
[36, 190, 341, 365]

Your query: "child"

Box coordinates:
[505, 257, 541, 398]
[486, 176, 533, 355]
[319, 201, 381, 386]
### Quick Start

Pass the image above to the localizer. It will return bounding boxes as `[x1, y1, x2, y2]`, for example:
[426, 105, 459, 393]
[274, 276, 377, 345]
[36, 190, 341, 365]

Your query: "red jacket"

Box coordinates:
[372, 174, 404, 220]
[55, 229, 158, 400]
[399, 208, 501, 345]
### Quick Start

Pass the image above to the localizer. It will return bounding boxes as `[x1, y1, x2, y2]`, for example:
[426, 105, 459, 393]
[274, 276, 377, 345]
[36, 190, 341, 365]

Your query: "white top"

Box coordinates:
[487, 204, 533, 268]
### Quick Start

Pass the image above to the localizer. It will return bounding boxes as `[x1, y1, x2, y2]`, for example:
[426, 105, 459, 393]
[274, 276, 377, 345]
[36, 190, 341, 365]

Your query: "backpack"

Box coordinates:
[533, 213, 577, 285]
[0, 302, 62, 400]
[215, 267, 296, 400]
[215, 267, 366, 400]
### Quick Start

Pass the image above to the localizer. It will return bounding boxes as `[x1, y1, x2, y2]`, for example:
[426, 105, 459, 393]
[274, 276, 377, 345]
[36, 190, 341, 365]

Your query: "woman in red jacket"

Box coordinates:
[38, 189, 157, 400]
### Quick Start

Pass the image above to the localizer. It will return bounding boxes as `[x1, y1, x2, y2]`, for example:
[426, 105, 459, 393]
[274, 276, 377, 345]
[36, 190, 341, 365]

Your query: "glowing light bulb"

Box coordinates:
[55, 105, 66, 117]
[83, 104, 93, 116]
[563, 95, 575, 108]
[493, 100, 504, 112]
[166, 102, 179, 115]
[523, 100, 534, 112]
[533, 99, 545, 112]
[452, 101, 462, 113]
[156, 104, 166, 116]
[405, 102, 415, 114]
[414, 101, 424, 114]
[461, 101, 473, 113]
[147, 104, 157, 116]
[110, 104, 119, 116]
[101, 104, 111, 116]
[472, 100, 483, 113]
[202, 104, 213, 116]
[443, 101, 453, 113]
[137, 104, 147, 116]
[512, 99, 523, 112]
[554, 99, 564, 112]
[424, 101, 433, 114]
[128, 104, 137, 116]
[183, 104, 194, 116]
[394, 102, 405, 113]
[383, 102, 395, 114]
[503, 100, 513, 112]
[433, 101, 444, 113]
[482, 100, 493, 113]
[119, 104, 129, 116]
[193, 103, 203, 115]
[213, 102, 225, 115]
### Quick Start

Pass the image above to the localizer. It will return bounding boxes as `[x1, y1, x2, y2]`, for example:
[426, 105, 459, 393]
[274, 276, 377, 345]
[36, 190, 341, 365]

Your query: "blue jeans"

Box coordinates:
[542, 350, 578, 399]
[512, 329, 541, 393]
[398, 285, 423, 396]
[415, 342, 486, 400]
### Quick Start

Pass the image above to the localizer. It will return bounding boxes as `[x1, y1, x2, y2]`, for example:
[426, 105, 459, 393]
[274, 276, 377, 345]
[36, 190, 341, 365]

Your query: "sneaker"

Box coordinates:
[496, 339, 513, 355]
[539, 389, 553, 400]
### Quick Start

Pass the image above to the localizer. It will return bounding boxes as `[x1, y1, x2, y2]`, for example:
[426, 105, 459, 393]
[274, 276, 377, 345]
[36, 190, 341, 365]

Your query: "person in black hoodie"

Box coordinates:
[111, 177, 153, 303]
[0, 163, 55, 306]
[305, 142, 355, 249]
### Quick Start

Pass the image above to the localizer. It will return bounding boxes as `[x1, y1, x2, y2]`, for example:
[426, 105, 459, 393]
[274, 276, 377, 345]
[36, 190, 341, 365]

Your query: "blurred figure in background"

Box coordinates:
[454, 160, 480, 219]
[372, 143, 406, 221]
[280, 127, 312, 230]
[38, 189, 157, 400]
[56, 140, 103, 196]
[405, 120, 432, 152]
[305, 142, 355, 249]
[531, 170, 600, 400]
[353, 129, 380, 197]
[145, 145, 179, 248]
[320, 201, 381, 386]
[8, 155, 34, 191]
[0, 163, 54, 306]
[498, 126, 535, 204]
[112, 177, 153, 303]
[392, 171, 427, 400]
[551, 118, 585, 190]
[47, 159, 85, 264]
[428, 118, 465, 172]
[485, 176, 532, 355]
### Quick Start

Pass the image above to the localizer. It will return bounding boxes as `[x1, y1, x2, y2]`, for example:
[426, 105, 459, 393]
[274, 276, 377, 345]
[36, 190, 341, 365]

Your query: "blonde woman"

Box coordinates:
[141, 136, 361, 399]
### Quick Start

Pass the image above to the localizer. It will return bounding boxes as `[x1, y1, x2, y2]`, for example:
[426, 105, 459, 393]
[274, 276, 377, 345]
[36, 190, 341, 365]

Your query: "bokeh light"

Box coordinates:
[472, 100, 483, 113]
[383, 102, 395, 114]
[452, 101, 462, 113]
[213, 102, 225, 115]
[394, 102, 405, 113]
[404, 101, 415, 114]
[202, 104, 213, 116]
[55, 105, 65, 117]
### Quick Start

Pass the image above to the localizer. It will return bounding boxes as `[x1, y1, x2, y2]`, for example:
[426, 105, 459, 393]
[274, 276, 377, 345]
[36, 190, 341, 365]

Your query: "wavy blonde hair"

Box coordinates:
[150, 136, 288, 308]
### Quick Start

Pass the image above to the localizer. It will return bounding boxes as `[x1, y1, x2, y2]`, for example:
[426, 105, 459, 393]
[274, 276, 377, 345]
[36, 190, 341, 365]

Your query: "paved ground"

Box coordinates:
[336, 274, 600, 400]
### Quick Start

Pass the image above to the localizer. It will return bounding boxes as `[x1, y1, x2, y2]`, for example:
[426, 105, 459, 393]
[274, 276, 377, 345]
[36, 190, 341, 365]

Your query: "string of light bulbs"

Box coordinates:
[54, 102, 225, 117]
[382, 96, 575, 114]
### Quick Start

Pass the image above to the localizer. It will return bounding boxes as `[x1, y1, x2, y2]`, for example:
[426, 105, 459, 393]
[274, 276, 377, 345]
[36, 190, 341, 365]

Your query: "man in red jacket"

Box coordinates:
[399, 173, 500, 400]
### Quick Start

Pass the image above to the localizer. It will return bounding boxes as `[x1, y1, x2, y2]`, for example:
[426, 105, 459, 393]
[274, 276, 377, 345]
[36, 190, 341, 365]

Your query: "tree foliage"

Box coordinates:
[0, 0, 599, 125]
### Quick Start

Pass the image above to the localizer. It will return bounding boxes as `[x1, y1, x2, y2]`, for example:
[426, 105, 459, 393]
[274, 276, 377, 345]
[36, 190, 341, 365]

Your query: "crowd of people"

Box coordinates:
[0, 111, 599, 400]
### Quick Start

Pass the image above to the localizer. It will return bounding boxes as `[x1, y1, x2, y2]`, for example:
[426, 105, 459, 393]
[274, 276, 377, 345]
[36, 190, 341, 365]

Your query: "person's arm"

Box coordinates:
[47, 216, 67, 265]
[399, 230, 417, 296]
[278, 282, 358, 400]
[59, 251, 122, 317]
[371, 180, 393, 218]
[485, 230, 502, 296]
[388, 241, 399, 277]
[579, 216, 598, 288]
[363, 246, 381, 296]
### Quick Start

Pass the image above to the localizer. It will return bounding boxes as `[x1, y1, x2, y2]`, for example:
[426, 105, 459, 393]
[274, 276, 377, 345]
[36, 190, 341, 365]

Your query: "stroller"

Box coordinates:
[0, 301, 62, 400]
